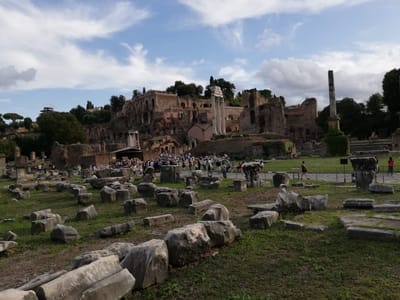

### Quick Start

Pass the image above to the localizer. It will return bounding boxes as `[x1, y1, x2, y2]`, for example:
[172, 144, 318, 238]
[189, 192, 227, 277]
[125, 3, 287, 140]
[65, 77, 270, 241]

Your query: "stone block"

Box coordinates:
[201, 203, 229, 221]
[99, 221, 134, 238]
[249, 211, 279, 229]
[233, 180, 247, 191]
[343, 198, 375, 209]
[121, 239, 168, 289]
[76, 205, 98, 221]
[116, 189, 130, 201]
[144, 214, 175, 226]
[50, 224, 80, 243]
[346, 226, 396, 241]
[188, 199, 214, 215]
[124, 198, 147, 215]
[77, 193, 92, 205]
[280, 220, 304, 230]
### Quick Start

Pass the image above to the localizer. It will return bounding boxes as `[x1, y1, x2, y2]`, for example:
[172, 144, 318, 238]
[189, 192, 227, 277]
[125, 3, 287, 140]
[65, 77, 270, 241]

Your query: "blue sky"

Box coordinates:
[1, 0, 399, 120]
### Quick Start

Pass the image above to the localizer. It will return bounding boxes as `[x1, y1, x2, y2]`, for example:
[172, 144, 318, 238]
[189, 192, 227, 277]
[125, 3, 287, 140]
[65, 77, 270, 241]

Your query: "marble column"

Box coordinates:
[211, 94, 218, 135]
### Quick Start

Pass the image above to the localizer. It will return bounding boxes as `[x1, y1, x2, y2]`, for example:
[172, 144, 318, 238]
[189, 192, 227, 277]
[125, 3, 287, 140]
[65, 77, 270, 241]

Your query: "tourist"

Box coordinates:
[388, 156, 394, 176]
[301, 161, 309, 180]
[373, 156, 379, 183]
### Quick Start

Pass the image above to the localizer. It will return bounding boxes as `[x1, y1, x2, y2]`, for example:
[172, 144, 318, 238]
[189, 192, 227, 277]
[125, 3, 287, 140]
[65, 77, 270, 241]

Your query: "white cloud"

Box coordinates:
[178, 0, 371, 27]
[256, 28, 282, 49]
[0, 1, 196, 92]
[216, 22, 244, 48]
[255, 43, 400, 109]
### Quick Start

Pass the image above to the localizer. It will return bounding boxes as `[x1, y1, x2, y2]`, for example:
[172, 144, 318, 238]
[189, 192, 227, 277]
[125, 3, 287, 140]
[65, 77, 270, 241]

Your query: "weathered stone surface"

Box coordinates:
[368, 183, 394, 194]
[164, 223, 210, 267]
[144, 214, 175, 226]
[249, 211, 279, 229]
[373, 204, 400, 212]
[71, 249, 114, 269]
[272, 172, 290, 187]
[199, 220, 241, 247]
[233, 180, 247, 192]
[103, 242, 136, 261]
[4, 230, 17, 241]
[340, 214, 400, 230]
[17, 271, 67, 292]
[178, 190, 198, 208]
[303, 194, 328, 210]
[0, 241, 17, 253]
[31, 215, 63, 234]
[100, 186, 117, 202]
[160, 165, 180, 183]
[88, 176, 128, 189]
[305, 225, 328, 232]
[121, 239, 169, 289]
[124, 198, 147, 215]
[188, 199, 214, 215]
[156, 191, 179, 207]
[280, 220, 304, 230]
[276, 187, 327, 212]
[116, 189, 130, 201]
[201, 203, 229, 221]
[137, 182, 157, 198]
[50, 224, 80, 243]
[122, 183, 138, 197]
[77, 193, 92, 205]
[343, 198, 375, 209]
[76, 205, 98, 221]
[55, 182, 70, 192]
[247, 203, 277, 214]
[36, 255, 121, 300]
[30, 209, 52, 221]
[80, 268, 135, 300]
[350, 157, 377, 190]
[71, 186, 87, 198]
[346, 226, 396, 241]
[9, 187, 30, 200]
[0, 289, 38, 300]
[198, 176, 220, 189]
[99, 221, 134, 238]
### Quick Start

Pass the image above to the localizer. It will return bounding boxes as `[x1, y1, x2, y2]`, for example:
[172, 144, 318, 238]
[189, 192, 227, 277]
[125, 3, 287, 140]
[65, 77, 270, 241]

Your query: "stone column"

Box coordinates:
[211, 94, 218, 135]
[221, 98, 226, 134]
[328, 70, 336, 118]
[328, 70, 340, 130]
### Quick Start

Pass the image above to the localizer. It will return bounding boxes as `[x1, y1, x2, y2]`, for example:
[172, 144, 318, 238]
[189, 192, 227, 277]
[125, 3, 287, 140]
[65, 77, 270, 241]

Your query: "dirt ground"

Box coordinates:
[0, 188, 278, 291]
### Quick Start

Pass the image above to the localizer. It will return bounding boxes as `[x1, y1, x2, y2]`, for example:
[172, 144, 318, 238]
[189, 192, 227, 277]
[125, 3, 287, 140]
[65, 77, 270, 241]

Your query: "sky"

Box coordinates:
[0, 0, 400, 121]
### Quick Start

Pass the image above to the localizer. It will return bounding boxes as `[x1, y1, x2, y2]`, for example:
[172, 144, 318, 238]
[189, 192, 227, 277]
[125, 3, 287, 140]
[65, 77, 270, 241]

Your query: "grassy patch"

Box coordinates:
[1, 167, 400, 298]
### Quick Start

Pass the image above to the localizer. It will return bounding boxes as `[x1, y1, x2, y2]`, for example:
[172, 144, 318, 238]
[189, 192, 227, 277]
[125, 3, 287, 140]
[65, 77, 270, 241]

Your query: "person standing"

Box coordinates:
[388, 156, 394, 176]
[301, 161, 308, 180]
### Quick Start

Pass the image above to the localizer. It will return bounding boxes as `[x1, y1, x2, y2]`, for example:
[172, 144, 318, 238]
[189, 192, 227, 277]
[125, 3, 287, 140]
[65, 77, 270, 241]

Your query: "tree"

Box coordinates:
[3, 113, 23, 124]
[86, 100, 94, 110]
[36, 112, 86, 152]
[204, 77, 236, 103]
[110, 95, 126, 113]
[382, 68, 400, 131]
[70, 105, 87, 123]
[23, 117, 33, 130]
[259, 89, 272, 99]
[166, 81, 203, 98]
[317, 98, 368, 138]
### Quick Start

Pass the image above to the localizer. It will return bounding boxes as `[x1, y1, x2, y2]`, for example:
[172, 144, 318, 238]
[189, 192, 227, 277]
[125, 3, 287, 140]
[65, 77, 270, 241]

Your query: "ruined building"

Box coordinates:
[82, 88, 321, 162]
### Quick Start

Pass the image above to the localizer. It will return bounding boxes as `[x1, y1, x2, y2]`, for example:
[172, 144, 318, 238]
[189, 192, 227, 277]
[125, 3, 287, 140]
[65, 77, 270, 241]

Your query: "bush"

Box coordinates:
[325, 129, 349, 156]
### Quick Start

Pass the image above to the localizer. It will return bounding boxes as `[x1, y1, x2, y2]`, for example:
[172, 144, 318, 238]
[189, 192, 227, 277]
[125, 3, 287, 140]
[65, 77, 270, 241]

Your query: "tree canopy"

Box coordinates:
[3, 113, 23, 123]
[36, 112, 86, 148]
[166, 81, 203, 98]
[110, 95, 126, 113]
[204, 77, 236, 103]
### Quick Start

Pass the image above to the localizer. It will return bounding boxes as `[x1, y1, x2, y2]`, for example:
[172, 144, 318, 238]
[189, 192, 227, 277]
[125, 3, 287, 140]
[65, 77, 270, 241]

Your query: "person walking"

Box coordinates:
[301, 161, 309, 180]
[388, 156, 394, 176]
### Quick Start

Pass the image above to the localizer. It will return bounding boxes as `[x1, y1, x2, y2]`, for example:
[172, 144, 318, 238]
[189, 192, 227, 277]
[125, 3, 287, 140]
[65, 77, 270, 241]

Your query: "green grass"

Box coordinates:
[1, 163, 400, 299]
